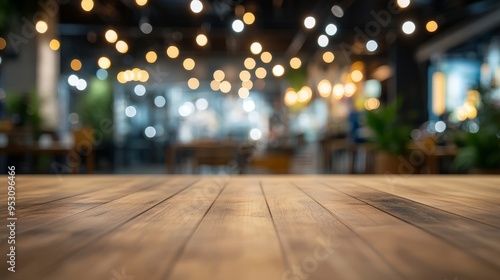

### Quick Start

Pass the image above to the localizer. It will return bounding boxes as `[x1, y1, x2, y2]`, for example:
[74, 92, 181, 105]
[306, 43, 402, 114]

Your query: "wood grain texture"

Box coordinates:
[0, 175, 499, 280]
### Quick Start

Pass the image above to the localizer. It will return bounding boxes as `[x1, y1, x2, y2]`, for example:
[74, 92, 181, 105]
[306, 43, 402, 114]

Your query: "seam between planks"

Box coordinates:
[322, 181, 500, 274]
[162, 178, 229, 280]
[293, 182, 409, 280]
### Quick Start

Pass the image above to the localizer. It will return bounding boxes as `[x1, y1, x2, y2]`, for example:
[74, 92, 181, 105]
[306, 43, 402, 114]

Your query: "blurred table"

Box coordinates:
[0, 143, 95, 174]
[2, 175, 500, 280]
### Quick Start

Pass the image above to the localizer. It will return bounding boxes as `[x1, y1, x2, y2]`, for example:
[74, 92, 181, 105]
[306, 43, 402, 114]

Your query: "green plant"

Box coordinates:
[365, 100, 412, 155]
[77, 78, 114, 140]
[452, 87, 500, 171]
[6, 90, 42, 129]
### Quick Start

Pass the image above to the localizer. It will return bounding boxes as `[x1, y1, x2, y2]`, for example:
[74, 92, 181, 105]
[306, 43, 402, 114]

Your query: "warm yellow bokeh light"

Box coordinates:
[213, 70, 225, 82]
[98, 57, 111, 69]
[220, 81, 232, 93]
[426, 20, 438, 32]
[238, 88, 250, 99]
[332, 84, 344, 99]
[365, 98, 380, 110]
[250, 42, 262, 55]
[145, 51, 157, 63]
[70, 59, 82, 71]
[36, 21, 48, 34]
[322, 51, 335, 63]
[242, 80, 253, 90]
[284, 88, 298, 106]
[255, 67, 267, 79]
[272, 64, 285, 77]
[297, 86, 312, 103]
[81, 0, 94, 12]
[166, 46, 179, 58]
[139, 70, 149, 82]
[290, 57, 302, 69]
[318, 80, 332, 98]
[115, 40, 129, 53]
[117, 72, 126, 84]
[351, 70, 364, 82]
[136, 0, 148, 6]
[243, 12, 255, 25]
[105, 29, 118, 43]
[244, 57, 256, 70]
[196, 34, 208, 46]
[239, 70, 251, 81]
[49, 39, 60, 51]
[260, 52, 272, 63]
[183, 58, 195, 70]
[344, 83, 357, 97]
[210, 80, 220, 91]
[188, 78, 200, 90]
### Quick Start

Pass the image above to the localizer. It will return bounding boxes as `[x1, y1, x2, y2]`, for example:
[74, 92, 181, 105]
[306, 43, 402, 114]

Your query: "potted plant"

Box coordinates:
[452, 87, 500, 173]
[365, 100, 414, 174]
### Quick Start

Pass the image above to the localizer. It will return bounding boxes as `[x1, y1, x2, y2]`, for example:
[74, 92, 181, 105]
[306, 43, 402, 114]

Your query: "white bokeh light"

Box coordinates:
[232, 19, 244, 33]
[144, 126, 156, 138]
[178, 102, 195, 117]
[318, 35, 329, 47]
[325, 24, 337, 36]
[195, 98, 208, 110]
[243, 99, 256, 112]
[366, 40, 378, 52]
[134, 84, 146, 96]
[249, 128, 262, 140]
[76, 79, 87, 91]
[125, 106, 137, 118]
[190, 0, 203, 13]
[435, 121, 446, 133]
[154, 96, 166, 107]
[402, 21, 416, 34]
[304, 16, 316, 29]
[68, 74, 79, 86]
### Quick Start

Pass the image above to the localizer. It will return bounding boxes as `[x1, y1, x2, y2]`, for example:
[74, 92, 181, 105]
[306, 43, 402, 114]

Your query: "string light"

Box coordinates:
[260, 52, 272, 63]
[115, 40, 128, 53]
[105, 29, 118, 43]
[242, 80, 253, 90]
[290, 57, 302, 69]
[244, 57, 256, 69]
[272, 65, 285, 77]
[98, 57, 111, 69]
[81, 0, 94, 12]
[322, 51, 335, 63]
[210, 80, 220, 91]
[190, 0, 203, 13]
[220, 81, 232, 93]
[351, 70, 364, 82]
[70, 59, 82, 71]
[426, 20, 438, 32]
[325, 24, 338, 36]
[196, 34, 208, 46]
[366, 40, 378, 52]
[255, 67, 267, 79]
[402, 21, 416, 35]
[49, 39, 60, 51]
[166, 46, 179, 58]
[36, 21, 48, 33]
[213, 70, 225, 82]
[304, 16, 316, 29]
[136, 0, 148, 6]
[145, 51, 157, 63]
[318, 80, 332, 98]
[239, 70, 251, 81]
[188, 78, 200, 90]
[232, 20, 244, 33]
[250, 42, 262, 55]
[397, 0, 410, 9]
[318, 35, 329, 47]
[243, 12, 255, 25]
[238, 88, 250, 99]
[183, 58, 195, 70]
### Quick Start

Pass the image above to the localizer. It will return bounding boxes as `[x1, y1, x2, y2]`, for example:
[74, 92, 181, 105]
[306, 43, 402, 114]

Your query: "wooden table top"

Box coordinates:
[1, 175, 500, 280]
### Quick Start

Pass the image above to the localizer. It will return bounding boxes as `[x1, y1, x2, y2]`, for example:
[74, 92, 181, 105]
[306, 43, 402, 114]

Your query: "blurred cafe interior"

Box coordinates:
[0, 0, 499, 175]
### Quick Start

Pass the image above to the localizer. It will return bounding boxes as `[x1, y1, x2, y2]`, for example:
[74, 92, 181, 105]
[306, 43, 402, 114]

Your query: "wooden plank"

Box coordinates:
[297, 180, 500, 279]
[37, 176, 226, 280]
[0, 177, 198, 280]
[167, 177, 286, 280]
[261, 178, 403, 280]
[328, 180, 500, 271]
[362, 178, 500, 228]
[15, 177, 174, 234]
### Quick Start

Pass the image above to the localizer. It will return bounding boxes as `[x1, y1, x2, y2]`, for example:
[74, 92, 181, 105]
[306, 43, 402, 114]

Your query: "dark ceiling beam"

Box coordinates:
[416, 3, 500, 62]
